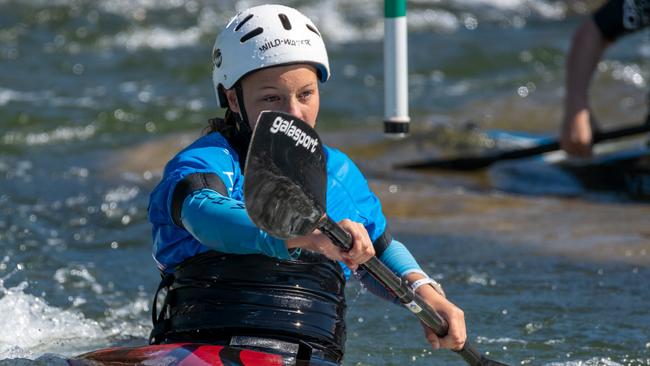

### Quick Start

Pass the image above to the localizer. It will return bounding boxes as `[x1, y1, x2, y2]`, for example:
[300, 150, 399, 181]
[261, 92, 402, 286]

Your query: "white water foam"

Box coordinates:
[5, 0, 571, 52]
[414, 0, 566, 18]
[476, 335, 528, 345]
[0, 87, 99, 109]
[0, 277, 151, 363]
[408, 9, 461, 33]
[53, 266, 104, 296]
[109, 27, 202, 51]
[543, 357, 625, 366]
[2, 125, 97, 147]
[0, 282, 106, 359]
[607, 61, 648, 88]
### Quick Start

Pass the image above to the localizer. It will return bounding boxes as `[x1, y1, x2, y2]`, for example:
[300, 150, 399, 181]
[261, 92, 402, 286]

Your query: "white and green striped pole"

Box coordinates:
[384, 0, 409, 137]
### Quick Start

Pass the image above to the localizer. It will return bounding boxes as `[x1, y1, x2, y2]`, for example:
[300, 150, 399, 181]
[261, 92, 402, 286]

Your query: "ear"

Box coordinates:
[224, 88, 241, 114]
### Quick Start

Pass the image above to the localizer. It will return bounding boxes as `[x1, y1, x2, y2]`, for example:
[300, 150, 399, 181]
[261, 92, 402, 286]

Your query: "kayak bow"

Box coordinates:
[69, 343, 335, 366]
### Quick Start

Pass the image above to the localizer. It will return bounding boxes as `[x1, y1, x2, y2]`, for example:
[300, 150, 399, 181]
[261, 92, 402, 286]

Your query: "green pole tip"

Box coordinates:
[385, 0, 406, 18]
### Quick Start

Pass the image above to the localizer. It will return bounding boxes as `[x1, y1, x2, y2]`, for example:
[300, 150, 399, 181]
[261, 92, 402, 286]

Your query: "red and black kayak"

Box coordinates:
[69, 343, 335, 366]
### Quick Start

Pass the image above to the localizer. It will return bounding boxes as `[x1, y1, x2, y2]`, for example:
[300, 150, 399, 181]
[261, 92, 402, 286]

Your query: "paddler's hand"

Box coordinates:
[334, 219, 375, 270]
[286, 219, 374, 270]
[407, 274, 467, 351]
[561, 108, 595, 157]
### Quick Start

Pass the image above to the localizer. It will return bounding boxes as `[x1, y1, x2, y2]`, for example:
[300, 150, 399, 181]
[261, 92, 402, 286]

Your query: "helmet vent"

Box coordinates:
[306, 24, 321, 37]
[235, 14, 254, 32]
[240, 27, 263, 43]
[278, 13, 292, 30]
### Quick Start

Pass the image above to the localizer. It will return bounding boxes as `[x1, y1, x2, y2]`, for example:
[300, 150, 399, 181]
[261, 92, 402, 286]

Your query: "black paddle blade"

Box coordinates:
[244, 111, 327, 239]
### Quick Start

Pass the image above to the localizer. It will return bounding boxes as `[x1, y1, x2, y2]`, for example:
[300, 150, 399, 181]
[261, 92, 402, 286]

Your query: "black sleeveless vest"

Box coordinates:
[155, 250, 347, 361]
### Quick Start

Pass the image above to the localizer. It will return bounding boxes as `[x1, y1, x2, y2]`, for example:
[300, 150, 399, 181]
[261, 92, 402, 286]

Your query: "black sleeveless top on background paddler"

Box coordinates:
[594, 0, 650, 40]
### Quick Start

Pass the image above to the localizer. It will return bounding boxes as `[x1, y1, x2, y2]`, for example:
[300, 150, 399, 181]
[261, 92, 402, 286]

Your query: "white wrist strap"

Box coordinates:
[410, 277, 446, 297]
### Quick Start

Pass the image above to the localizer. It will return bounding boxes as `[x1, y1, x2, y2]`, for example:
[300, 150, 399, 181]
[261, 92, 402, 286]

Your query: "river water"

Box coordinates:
[1, 0, 649, 365]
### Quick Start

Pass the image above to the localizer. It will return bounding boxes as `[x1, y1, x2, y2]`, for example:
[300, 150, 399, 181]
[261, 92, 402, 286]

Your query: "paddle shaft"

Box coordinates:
[500, 122, 650, 160]
[402, 121, 650, 170]
[318, 216, 500, 366]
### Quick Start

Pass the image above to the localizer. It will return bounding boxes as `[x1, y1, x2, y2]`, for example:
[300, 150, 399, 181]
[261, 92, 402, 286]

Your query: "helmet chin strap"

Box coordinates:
[230, 82, 253, 167]
[234, 83, 253, 137]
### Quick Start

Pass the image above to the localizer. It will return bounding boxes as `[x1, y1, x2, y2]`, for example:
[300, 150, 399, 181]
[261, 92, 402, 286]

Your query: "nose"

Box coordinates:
[281, 96, 303, 120]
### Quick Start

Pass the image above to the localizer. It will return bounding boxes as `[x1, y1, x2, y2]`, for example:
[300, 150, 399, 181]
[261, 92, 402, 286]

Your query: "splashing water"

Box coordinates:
[0, 282, 106, 359]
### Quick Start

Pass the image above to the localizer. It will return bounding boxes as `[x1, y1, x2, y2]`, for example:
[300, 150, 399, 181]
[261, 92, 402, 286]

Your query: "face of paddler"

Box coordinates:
[225, 64, 321, 129]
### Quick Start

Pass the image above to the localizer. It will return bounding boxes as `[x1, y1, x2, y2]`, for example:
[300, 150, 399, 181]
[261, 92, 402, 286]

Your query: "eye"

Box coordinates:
[299, 89, 314, 101]
[262, 95, 280, 103]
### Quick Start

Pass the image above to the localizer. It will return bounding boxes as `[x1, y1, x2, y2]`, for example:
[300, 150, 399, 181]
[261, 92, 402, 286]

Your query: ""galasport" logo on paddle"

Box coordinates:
[269, 115, 319, 153]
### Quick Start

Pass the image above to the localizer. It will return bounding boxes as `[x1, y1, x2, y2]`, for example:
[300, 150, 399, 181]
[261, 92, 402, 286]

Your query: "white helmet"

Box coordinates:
[212, 4, 330, 108]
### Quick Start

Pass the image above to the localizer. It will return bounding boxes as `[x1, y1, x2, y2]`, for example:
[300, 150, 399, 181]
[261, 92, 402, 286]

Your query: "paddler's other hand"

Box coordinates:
[285, 219, 374, 270]
[417, 286, 466, 351]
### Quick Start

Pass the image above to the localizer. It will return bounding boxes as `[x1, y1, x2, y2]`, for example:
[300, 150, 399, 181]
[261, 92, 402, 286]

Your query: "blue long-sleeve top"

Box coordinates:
[148, 131, 424, 301]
